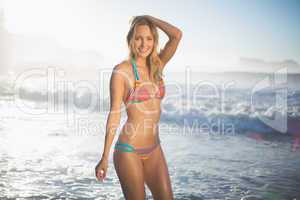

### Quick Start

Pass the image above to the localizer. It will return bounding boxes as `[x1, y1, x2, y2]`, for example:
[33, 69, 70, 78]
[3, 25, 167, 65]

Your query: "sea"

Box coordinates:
[0, 71, 300, 200]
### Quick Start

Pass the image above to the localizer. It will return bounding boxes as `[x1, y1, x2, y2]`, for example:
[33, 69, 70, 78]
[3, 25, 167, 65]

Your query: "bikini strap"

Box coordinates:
[131, 58, 140, 81]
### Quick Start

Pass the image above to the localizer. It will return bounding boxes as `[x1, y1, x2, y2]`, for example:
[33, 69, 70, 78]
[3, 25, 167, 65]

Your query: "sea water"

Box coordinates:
[0, 100, 299, 200]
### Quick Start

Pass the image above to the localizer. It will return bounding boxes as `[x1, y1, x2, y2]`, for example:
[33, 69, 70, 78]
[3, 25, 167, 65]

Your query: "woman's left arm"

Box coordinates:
[145, 15, 182, 68]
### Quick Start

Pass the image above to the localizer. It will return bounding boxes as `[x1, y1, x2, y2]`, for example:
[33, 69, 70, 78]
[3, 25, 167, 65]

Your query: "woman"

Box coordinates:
[95, 15, 182, 200]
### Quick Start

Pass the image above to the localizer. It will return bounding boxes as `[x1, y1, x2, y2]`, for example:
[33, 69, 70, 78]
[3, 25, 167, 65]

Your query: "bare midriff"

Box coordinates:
[118, 97, 162, 148]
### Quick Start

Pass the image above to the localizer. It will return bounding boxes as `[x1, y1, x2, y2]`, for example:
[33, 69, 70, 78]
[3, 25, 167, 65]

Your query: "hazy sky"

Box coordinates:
[1, 0, 300, 72]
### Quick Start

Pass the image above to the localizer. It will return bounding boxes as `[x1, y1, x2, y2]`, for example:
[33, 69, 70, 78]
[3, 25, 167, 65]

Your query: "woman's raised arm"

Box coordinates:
[144, 15, 182, 68]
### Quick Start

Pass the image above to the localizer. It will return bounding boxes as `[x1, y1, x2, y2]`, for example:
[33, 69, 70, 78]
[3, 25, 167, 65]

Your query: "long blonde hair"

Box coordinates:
[126, 16, 163, 84]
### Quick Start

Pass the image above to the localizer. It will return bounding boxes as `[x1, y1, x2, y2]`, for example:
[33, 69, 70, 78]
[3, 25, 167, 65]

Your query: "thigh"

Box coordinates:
[113, 151, 146, 200]
[143, 145, 174, 200]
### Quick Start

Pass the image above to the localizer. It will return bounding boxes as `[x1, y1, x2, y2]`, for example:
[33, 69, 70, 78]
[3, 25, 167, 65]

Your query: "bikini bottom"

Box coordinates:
[113, 138, 161, 160]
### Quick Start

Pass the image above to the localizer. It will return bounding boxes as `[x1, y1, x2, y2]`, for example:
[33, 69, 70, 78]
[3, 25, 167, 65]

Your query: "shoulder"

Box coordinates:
[111, 60, 132, 82]
[114, 60, 131, 71]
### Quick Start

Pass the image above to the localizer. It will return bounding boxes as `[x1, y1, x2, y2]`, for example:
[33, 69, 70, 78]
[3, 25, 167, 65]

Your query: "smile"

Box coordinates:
[138, 48, 150, 53]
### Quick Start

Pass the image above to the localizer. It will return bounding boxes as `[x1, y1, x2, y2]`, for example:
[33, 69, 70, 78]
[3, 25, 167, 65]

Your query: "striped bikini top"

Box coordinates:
[125, 58, 165, 104]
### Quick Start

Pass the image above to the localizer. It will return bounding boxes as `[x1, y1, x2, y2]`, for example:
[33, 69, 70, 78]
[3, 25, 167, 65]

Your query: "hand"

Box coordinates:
[95, 158, 108, 182]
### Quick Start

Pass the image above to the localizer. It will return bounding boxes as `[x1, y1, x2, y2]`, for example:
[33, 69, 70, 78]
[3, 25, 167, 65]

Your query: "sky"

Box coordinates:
[1, 0, 300, 72]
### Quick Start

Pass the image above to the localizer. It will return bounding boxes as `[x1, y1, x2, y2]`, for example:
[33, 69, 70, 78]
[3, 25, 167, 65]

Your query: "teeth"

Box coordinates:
[139, 49, 148, 53]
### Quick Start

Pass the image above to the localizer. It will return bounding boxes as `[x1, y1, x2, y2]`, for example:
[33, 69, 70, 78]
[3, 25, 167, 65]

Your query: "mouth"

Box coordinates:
[138, 48, 150, 54]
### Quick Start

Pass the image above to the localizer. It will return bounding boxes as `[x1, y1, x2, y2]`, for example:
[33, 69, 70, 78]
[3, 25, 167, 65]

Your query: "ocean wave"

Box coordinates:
[1, 77, 300, 136]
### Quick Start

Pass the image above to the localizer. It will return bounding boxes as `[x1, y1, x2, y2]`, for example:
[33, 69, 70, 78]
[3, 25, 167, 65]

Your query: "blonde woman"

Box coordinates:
[95, 15, 182, 200]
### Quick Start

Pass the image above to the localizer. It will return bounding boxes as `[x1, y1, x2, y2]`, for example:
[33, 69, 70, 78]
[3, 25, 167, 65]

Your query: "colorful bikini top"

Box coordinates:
[125, 58, 165, 104]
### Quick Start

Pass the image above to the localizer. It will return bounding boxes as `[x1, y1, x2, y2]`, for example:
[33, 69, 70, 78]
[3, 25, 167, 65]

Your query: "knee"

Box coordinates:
[153, 183, 173, 200]
[123, 186, 146, 200]
[153, 192, 173, 200]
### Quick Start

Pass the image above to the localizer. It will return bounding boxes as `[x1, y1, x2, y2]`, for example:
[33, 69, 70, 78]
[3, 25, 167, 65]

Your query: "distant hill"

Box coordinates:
[164, 71, 300, 89]
[237, 57, 300, 74]
[1, 15, 105, 77]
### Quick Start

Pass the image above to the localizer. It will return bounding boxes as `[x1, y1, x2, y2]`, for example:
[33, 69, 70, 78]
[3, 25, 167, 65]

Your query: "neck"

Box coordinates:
[134, 56, 147, 68]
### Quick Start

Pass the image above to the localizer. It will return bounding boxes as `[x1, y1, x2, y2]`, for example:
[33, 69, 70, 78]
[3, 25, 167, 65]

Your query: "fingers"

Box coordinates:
[96, 168, 106, 181]
[96, 169, 103, 180]
[95, 160, 108, 182]
[99, 169, 105, 179]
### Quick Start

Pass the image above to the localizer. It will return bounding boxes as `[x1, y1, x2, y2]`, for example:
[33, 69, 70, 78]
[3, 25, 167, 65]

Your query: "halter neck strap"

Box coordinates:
[131, 58, 140, 81]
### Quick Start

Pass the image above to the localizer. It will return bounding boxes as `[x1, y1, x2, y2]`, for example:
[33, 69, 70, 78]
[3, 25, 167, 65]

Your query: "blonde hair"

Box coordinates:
[126, 16, 163, 84]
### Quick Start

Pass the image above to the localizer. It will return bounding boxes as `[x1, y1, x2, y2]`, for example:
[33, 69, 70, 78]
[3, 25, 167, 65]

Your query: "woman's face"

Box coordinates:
[133, 25, 154, 59]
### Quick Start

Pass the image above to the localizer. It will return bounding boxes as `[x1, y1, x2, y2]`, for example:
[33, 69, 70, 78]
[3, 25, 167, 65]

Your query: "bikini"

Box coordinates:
[113, 58, 165, 160]
[114, 138, 161, 160]
[125, 58, 165, 104]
